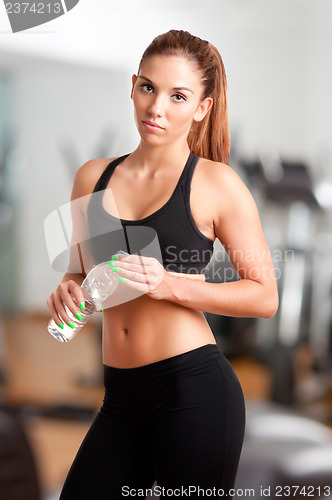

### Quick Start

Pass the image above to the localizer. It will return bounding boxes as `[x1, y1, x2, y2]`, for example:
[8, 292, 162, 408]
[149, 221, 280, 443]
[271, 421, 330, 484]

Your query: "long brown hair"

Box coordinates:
[137, 30, 230, 165]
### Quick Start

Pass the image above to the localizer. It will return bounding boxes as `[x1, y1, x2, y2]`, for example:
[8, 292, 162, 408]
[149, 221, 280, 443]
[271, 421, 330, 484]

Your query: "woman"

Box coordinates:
[47, 30, 279, 499]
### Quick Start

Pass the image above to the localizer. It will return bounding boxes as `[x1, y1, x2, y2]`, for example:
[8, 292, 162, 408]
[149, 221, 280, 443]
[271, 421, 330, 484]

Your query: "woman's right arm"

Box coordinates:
[46, 159, 110, 327]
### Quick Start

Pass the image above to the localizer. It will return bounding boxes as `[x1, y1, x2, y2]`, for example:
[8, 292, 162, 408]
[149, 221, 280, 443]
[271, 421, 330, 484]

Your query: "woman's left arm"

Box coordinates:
[115, 164, 279, 319]
[166, 164, 279, 318]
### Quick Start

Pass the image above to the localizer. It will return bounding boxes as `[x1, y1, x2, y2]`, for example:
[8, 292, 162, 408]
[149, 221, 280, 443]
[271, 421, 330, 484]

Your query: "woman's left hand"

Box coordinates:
[111, 253, 173, 301]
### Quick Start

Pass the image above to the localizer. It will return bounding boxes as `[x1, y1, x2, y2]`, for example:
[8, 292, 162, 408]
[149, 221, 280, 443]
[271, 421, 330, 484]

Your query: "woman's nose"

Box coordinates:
[148, 95, 165, 117]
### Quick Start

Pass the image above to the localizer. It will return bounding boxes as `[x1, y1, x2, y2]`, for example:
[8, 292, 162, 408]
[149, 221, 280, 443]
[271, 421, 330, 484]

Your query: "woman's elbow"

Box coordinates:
[261, 288, 279, 319]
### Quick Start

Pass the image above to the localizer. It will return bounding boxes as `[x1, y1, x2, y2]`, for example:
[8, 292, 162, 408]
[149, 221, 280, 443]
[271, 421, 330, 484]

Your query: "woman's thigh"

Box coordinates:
[59, 410, 155, 499]
[150, 354, 246, 497]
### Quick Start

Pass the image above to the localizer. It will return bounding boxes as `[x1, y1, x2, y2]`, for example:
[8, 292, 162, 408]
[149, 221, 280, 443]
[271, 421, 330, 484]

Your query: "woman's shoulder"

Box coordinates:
[197, 157, 250, 195]
[71, 157, 117, 199]
[196, 157, 256, 214]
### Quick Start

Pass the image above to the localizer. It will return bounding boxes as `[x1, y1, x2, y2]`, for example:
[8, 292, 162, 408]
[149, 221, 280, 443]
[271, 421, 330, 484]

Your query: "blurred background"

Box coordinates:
[1, 0, 332, 499]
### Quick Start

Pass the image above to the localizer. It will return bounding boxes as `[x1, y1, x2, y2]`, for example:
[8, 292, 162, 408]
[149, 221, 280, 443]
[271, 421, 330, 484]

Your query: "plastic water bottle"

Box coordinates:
[47, 251, 127, 342]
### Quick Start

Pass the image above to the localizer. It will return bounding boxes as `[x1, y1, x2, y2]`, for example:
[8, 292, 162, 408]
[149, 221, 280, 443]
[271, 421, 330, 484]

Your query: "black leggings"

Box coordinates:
[59, 344, 246, 499]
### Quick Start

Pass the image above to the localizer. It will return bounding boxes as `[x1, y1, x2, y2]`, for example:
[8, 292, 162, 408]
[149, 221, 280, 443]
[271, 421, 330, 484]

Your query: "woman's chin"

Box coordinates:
[139, 133, 167, 146]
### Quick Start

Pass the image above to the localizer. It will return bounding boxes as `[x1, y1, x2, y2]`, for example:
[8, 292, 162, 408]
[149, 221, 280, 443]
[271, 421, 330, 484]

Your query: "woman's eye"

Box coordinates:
[140, 84, 154, 93]
[173, 94, 186, 102]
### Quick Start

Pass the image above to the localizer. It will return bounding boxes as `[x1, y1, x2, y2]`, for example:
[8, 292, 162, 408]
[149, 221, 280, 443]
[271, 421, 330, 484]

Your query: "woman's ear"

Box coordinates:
[131, 74, 137, 99]
[193, 97, 213, 123]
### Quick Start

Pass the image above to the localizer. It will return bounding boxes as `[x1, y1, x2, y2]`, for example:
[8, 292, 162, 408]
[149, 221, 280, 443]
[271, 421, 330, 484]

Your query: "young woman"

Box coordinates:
[47, 30, 279, 499]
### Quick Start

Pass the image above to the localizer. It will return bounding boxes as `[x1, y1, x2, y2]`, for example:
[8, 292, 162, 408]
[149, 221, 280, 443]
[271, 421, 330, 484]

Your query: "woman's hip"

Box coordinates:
[100, 343, 245, 426]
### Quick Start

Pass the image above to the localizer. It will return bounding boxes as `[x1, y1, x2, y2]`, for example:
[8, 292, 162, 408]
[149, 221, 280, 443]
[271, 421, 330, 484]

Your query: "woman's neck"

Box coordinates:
[130, 141, 191, 172]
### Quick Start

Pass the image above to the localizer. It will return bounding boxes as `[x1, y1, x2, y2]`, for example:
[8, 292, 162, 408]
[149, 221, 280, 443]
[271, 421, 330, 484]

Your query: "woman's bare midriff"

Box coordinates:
[102, 273, 217, 368]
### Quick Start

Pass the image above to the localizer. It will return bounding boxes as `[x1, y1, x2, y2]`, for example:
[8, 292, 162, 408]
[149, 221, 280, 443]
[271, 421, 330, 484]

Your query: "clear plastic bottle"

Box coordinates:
[47, 252, 127, 342]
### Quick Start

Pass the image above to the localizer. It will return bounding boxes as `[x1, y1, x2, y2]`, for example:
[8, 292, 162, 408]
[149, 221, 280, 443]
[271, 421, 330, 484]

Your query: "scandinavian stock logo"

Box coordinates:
[4, 0, 79, 33]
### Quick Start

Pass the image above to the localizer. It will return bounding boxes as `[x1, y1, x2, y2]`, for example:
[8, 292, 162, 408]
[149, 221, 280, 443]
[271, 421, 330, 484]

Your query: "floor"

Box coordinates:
[1, 312, 332, 498]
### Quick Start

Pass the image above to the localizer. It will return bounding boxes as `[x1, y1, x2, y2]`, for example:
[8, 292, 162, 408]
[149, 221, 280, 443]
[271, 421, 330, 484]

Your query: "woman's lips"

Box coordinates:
[142, 121, 164, 131]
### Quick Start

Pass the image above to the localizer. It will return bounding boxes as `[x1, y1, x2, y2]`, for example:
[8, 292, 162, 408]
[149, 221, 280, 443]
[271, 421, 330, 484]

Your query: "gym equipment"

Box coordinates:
[239, 150, 332, 410]
[233, 399, 332, 499]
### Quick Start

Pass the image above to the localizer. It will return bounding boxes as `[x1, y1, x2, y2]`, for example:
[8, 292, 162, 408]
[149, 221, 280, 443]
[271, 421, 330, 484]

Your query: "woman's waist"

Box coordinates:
[102, 293, 207, 333]
[101, 299, 216, 368]
[102, 343, 222, 386]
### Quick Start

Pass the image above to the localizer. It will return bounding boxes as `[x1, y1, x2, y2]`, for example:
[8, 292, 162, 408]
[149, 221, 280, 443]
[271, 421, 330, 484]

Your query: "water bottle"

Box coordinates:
[47, 251, 127, 342]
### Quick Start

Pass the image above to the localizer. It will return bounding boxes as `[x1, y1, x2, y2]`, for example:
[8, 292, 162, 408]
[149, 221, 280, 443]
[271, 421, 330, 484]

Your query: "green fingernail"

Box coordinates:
[68, 321, 75, 329]
[107, 260, 116, 267]
[59, 322, 64, 329]
[119, 276, 126, 283]
[111, 255, 118, 260]
[112, 267, 119, 272]
[79, 302, 85, 310]
[75, 313, 83, 321]
[100, 306, 104, 313]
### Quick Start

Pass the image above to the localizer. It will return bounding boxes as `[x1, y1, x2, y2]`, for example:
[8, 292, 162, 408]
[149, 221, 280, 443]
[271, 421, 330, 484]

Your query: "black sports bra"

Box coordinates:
[87, 151, 214, 274]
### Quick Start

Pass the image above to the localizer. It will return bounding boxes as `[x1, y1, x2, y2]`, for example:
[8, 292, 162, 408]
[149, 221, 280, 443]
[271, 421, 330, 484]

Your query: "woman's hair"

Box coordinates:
[138, 30, 230, 165]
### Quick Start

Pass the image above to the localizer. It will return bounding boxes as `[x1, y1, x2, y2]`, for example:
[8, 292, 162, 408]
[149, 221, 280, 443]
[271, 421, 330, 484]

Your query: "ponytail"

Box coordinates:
[187, 44, 230, 165]
[138, 30, 230, 165]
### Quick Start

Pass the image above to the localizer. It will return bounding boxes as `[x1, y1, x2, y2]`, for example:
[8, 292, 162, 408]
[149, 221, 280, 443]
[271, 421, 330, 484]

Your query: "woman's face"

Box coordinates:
[131, 54, 212, 147]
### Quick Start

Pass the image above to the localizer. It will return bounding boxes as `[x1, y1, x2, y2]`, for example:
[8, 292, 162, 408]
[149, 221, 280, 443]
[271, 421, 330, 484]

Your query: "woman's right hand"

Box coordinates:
[46, 280, 85, 328]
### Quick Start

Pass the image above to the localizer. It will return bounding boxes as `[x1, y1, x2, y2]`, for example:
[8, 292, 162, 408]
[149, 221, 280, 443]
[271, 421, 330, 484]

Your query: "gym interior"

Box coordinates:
[1, 1, 332, 499]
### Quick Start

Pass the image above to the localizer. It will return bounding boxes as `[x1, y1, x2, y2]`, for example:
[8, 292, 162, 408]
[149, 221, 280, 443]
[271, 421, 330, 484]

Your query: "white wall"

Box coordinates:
[207, 0, 332, 164]
[10, 60, 138, 311]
